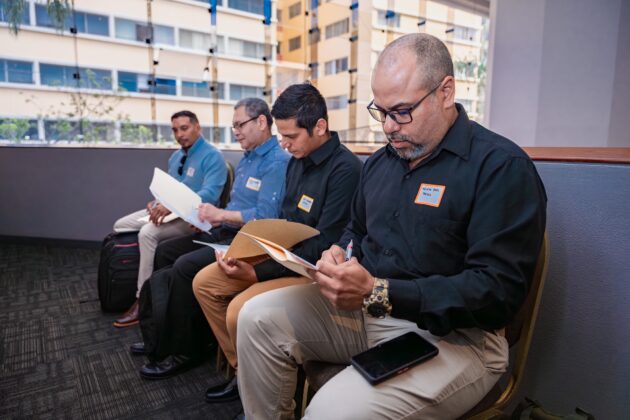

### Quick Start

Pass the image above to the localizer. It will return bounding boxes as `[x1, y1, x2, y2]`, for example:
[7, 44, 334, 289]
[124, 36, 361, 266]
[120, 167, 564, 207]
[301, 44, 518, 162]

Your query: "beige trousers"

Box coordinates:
[236, 283, 509, 420]
[192, 262, 311, 368]
[113, 209, 192, 297]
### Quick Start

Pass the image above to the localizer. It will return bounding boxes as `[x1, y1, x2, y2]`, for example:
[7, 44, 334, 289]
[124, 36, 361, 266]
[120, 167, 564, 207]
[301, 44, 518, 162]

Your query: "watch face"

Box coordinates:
[367, 303, 387, 318]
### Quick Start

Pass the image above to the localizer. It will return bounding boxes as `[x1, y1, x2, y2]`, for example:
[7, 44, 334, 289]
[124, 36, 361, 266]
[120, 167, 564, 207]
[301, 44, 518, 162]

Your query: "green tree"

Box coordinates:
[0, 118, 31, 141]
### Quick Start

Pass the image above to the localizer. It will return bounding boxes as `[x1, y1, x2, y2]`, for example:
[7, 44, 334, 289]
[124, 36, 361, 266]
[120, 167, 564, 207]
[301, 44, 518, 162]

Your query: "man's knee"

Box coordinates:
[192, 263, 231, 299]
[138, 223, 160, 244]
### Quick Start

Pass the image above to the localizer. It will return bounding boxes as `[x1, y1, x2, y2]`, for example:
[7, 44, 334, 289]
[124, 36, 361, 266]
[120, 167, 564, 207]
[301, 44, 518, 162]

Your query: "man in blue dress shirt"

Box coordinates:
[112, 110, 227, 328]
[132, 98, 290, 379]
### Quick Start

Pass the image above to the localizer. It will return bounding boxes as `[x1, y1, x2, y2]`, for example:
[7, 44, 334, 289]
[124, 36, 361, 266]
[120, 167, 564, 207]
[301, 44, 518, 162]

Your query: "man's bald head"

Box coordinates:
[376, 33, 454, 91]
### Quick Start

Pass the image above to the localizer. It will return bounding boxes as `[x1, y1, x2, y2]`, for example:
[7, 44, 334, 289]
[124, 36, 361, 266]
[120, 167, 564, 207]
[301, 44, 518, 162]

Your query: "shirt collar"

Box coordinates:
[245, 135, 278, 158]
[184, 136, 205, 155]
[305, 131, 340, 166]
[436, 103, 472, 160]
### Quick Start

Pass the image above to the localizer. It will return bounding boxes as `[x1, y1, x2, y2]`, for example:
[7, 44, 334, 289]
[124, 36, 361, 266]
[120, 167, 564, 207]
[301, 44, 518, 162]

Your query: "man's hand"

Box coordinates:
[148, 203, 171, 226]
[198, 203, 224, 226]
[215, 251, 257, 283]
[313, 247, 374, 311]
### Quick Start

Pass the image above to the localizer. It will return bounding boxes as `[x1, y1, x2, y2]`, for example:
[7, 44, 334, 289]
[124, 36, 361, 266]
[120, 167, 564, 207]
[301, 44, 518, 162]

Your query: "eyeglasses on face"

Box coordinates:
[177, 154, 187, 176]
[231, 116, 258, 131]
[367, 82, 442, 125]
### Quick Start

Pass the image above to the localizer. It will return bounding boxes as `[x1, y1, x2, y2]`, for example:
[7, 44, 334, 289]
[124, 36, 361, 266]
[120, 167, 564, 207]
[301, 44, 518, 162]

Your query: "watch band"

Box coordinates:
[363, 277, 392, 318]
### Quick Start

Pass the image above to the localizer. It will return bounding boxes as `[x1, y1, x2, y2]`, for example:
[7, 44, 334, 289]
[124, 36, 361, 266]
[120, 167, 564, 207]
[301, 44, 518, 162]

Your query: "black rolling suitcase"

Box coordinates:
[97, 232, 140, 312]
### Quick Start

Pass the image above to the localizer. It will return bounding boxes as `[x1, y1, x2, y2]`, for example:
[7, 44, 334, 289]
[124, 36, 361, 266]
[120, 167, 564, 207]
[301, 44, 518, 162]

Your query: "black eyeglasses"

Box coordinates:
[177, 154, 187, 176]
[231, 116, 258, 131]
[367, 82, 442, 125]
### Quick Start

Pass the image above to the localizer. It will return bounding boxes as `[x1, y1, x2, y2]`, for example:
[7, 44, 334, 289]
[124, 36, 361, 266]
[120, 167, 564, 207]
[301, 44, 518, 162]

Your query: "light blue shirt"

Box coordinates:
[168, 137, 227, 205]
[226, 136, 290, 222]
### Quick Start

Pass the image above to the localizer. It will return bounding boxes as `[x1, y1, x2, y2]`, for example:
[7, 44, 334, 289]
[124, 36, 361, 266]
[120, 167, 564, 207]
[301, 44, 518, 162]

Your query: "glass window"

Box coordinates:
[154, 77, 176, 95]
[154, 24, 175, 45]
[324, 57, 348, 75]
[85, 12, 109, 36]
[326, 95, 348, 110]
[180, 29, 224, 53]
[452, 25, 479, 42]
[35, 5, 109, 36]
[41, 64, 111, 89]
[228, 38, 265, 59]
[325, 18, 348, 39]
[40, 63, 68, 87]
[230, 84, 263, 101]
[288, 36, 300, 51]
[0, 118, 38, 140]
[44, 120, 114, 142]
[309, 27, 320, 45]
[182, 80, 225, 99]
[230, 0, 264, 15]
[288, 2, 301, 19]
[0, 59, 33, 84]
[0, 0, 30, 24]
[202, 126, 225, 144]
[115, 18, 173, 45]
[120, 123, 156, 143]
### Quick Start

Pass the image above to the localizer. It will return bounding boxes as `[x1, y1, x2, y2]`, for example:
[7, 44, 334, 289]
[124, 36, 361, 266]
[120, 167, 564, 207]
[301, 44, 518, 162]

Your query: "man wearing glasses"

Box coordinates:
[111, 110, 227, 328]
[132, 98, 290, 379]
[234, 34, 547, 419]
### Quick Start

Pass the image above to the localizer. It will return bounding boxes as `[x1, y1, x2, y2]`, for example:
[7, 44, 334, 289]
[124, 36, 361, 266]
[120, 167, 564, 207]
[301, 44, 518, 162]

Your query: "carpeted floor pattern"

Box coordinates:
[0, 242, 242, 419]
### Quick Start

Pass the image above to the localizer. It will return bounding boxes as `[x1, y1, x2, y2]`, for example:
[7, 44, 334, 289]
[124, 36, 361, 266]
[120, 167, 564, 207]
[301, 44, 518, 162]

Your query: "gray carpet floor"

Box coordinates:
[0, 242, 242, 419]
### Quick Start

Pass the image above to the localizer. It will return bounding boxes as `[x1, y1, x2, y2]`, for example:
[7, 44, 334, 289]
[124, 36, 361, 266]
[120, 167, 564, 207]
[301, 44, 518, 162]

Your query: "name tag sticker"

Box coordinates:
[246, 177, 262, 191]
[415, 183, 446, 207]
[297, 194, 314, 213]
[186, 167, 195, 177]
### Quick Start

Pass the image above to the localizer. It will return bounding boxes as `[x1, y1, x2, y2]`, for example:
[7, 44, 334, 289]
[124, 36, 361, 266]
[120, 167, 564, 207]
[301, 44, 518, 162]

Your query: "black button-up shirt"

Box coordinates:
[339, 105, 547, 335]
[255, 132, 363, 281]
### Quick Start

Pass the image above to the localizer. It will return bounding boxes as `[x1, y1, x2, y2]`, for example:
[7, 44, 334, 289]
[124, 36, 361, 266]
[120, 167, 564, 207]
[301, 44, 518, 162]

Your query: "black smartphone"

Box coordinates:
[350, 331, 439, 385]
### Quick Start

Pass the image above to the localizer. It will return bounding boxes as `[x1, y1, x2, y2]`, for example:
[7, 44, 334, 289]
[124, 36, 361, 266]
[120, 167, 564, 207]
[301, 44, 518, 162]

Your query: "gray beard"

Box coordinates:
[388, 135, 427, 161]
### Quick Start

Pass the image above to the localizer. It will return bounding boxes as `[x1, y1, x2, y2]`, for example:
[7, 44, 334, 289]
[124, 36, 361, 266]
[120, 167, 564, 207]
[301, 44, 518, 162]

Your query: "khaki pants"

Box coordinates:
[192, 262, 311, 368]
[114, 209, 191, 297]
[237, 283, 509, 420]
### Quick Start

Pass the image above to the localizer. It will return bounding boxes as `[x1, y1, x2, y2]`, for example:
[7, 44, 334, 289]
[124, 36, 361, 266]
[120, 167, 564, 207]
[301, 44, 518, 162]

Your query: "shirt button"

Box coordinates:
[384, 249, 392, 256]
[404, 174, 410, 180]
[393, 211, 399, 217]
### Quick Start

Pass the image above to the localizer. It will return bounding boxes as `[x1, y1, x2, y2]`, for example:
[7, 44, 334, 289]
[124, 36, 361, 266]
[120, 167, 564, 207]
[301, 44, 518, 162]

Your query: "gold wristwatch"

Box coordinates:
[363, 277, 392, 318]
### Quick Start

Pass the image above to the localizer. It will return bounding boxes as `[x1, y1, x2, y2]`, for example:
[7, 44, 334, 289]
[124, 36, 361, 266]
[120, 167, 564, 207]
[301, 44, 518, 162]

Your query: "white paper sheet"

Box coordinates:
[148, 167, 212, 232]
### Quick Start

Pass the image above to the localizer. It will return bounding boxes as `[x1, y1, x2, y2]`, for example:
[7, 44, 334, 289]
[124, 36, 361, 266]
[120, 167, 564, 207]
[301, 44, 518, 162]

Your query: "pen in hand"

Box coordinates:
[345, 240, 353, 262]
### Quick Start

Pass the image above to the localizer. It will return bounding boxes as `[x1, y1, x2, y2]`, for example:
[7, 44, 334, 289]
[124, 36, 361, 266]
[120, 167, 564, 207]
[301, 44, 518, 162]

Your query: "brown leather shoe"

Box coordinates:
[113, 300, 139, 328]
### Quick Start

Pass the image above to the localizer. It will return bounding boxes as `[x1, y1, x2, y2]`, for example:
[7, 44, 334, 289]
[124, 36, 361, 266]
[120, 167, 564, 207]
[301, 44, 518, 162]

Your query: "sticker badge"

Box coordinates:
[415, 183, 446, 207]
[186, 167, 195, 177]
[297, 194, 314, 213]
[246, 177, 262, 191]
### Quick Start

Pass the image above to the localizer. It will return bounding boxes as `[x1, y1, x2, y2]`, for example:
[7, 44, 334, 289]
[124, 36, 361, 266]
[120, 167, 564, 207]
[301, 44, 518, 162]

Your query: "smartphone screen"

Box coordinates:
[351, 331, 438, 385]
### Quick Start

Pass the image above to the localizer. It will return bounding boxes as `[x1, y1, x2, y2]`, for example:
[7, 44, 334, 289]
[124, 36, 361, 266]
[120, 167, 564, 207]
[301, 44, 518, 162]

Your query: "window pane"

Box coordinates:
[40, 63, 70, 87]
[115, 18, 137, 41]
[118, 71, 138, 92]
[289, 2, 301, 19]
[202, 126, 225, 144]
[79, 68, 111, 90]
[230, 84, 263, 101]
[182, 80, 210, 98]
[7, 60, 33, 84]
[0, 118, 38, 140]
[0, 1, 29, 24]
[230, 0, 263, 15]
[154, 77, 176, 95]
[154, 25, 175, 45]
[86, 13, 109, 36]
[289, 36, 300, 51]
[35, 4, 55, 27]
[326, 95, 348, 110]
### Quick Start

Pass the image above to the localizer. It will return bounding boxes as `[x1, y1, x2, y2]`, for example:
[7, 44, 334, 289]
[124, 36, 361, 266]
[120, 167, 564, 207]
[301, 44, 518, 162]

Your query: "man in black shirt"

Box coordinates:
[192, 83, 362, 403]
[234, 34, 547, 419]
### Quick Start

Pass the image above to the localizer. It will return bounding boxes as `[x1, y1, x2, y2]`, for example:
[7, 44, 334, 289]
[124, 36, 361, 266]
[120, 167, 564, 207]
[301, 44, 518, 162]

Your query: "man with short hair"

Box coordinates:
[235, 34, 547, 419]
[112, 110, 226, 328]
[135, 98, 290, 379]
[192, 82, 363, 404]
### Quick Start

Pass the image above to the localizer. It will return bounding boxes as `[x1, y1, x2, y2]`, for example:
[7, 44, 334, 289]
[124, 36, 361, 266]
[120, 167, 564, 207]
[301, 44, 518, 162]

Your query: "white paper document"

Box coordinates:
[148, 167, 212, 232]
[192, 240, 230, 253]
